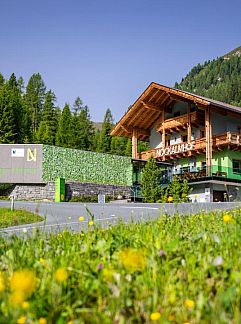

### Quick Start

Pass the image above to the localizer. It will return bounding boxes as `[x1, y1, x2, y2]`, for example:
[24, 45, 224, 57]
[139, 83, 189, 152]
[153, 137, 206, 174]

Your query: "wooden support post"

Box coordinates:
[132, 128, 138, 159]
[187, 103, 192, 156]
[205, 106, 212, 176]
[187, 103, 191, 143]
[162, 111, 165, 147]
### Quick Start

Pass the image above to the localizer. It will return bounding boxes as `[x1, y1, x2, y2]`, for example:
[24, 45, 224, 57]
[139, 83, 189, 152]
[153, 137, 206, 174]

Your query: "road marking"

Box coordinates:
[1, 216, 119, 233]
[121, 206, 159, 210]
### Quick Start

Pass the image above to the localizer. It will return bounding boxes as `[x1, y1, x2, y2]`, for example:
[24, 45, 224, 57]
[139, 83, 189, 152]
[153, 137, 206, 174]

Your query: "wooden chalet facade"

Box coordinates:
[111, 83, 241, 202]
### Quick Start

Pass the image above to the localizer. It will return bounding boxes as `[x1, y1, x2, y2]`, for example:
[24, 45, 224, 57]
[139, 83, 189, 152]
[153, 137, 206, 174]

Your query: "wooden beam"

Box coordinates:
[205, 106, 212, 176]
[132, 128, 138, 159]
[187, 103, 192, 143]
[121, 124, 150, 137]
[141, 101, 161, 112]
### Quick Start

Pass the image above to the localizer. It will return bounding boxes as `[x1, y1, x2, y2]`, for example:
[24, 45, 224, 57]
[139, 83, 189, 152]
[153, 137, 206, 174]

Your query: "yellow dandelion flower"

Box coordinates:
[119, 248, 146, 272]
[68, 321, 74, 324]
[168, 314, 175, 321]
[167, 196, 173, 203]
[9, 290, 25, 306]
[79, 216, 84, 221]
[54, 268, 68, 282]
[0, 273, 5, 293]
[10, 270, 36, 294]
[39, 318, 47, 324]
[88, 220, 94, 226]
[21, 301, 29, 309]
[184, 299, 195, 309]
[168, 293, 176, 304]
[150, 312, 161, 321]
[17, 316, 26, 324]
[223, 214, 232, 223]
[102, 268, 114, 282]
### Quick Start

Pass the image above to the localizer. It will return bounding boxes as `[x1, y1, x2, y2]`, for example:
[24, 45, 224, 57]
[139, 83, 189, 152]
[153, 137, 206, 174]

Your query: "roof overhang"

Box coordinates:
[111, 82, 241, 140]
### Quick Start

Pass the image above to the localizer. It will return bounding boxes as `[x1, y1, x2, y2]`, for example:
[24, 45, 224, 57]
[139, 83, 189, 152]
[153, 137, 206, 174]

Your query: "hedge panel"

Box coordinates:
[42, 145, 133, 186]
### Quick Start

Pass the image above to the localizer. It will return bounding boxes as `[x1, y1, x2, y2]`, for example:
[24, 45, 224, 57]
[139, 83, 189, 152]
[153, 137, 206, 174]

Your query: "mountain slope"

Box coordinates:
[175, 46, 241, 107]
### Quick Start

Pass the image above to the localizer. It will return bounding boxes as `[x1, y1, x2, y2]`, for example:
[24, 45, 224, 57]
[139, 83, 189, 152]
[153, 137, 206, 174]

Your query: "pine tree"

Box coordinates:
[111, 136, 128, 155]
[77, 105, 94, 150]
[56, 104, 72, 147]
[36, 90, 57, 145]
[98, 108, 114, 153]
[141, 157, 160, 202]
[24, 73, 46, 138]
[125, 139, 132, 156]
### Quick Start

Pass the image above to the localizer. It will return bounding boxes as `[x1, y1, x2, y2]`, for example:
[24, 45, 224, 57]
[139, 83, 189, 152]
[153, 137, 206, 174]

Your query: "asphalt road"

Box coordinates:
[0, 200, 241, 235]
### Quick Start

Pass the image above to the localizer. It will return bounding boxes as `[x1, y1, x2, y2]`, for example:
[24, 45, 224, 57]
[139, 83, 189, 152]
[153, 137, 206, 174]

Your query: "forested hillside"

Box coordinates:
[175, 46, 241, 107]
[0, 72, 150, 155]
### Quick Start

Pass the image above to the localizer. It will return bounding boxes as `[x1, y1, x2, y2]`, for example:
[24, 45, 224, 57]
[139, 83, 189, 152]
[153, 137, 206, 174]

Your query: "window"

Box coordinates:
[233, 160, 241, 173]
[174, 111, 180, 117]
[200, 129, 205, 138]
[201, 161, 206, 170]
[181, 134, 187, 143]
[165, 138, 170, 146]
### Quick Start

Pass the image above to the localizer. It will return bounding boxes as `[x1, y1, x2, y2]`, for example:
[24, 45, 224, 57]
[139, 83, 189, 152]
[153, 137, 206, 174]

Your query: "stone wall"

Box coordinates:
[6, 182, 131, 201]
[65, 182, 131, 200]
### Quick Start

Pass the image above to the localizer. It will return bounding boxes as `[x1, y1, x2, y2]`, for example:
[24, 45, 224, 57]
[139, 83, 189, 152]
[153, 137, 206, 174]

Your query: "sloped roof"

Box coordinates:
[111, 82, 241, 140]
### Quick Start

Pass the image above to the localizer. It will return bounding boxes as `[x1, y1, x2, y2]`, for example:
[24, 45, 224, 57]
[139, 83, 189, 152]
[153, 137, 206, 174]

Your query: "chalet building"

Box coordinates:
[111, 82, 241, 202]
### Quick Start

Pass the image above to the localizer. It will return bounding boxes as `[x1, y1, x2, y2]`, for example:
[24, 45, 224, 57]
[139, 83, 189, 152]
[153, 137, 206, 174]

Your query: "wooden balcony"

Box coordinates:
[157, 111, 204, 133]
[139, 132, 241, 161]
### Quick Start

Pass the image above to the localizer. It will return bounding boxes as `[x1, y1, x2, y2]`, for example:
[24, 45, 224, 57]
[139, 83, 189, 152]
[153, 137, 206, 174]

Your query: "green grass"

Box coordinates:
[0, 209, 241, 323]
[0, 208, 43, 228]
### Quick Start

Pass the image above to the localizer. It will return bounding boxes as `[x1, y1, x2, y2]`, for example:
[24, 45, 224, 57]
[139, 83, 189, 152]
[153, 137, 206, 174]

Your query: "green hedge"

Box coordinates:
[42, 145, 133, 186]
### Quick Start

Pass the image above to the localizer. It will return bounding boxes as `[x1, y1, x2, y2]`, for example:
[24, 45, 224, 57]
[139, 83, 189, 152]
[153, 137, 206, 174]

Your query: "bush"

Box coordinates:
[69, 195, 115, 203]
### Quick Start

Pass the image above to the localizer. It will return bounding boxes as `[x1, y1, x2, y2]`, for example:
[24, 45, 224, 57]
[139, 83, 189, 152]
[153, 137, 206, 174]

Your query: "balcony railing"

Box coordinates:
[157, 111, 204, 133]
[139, 132, 241, 161]
[174, 165, 241, 183]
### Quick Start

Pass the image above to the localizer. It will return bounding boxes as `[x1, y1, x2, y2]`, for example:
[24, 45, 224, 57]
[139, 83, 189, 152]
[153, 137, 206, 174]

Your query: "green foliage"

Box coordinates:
[158, 177, 192, 203]
[69, 195, 116, 203]
[98, 108, 114, 153]
[141, 157, 160, 202]
[42, 145, 133, 185]
[1, 209, 241, 322]
[175, 47, 241, 107]
[0, 208, 43, 228]
[24, 73, 46, 137]
[36, 90, 58, 145]
[56, 104, 72, 147]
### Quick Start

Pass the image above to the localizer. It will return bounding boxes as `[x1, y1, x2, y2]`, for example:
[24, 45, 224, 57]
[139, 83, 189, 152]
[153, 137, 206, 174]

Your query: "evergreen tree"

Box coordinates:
[98, 108, 114, 153]
[141, 157, 160, 202]
[111, 136, 128, 156]
[24, 73, 46, 138]
[36, 90, 57, 145]
[125, 138, 132, 156]
[56, 104, 72, 147]
[0, 73, 4, 87]
[73, 96, 83, 113]
[77, 105, 94, 150]
[0, 83, 17, 143]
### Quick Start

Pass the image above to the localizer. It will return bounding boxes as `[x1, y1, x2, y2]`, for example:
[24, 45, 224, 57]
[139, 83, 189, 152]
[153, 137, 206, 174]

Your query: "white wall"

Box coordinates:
[149, 128, 162, 148]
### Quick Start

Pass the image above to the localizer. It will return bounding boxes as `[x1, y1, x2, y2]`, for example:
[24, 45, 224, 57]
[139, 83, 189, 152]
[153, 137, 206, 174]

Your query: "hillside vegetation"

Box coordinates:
[175, 46, 241, 107]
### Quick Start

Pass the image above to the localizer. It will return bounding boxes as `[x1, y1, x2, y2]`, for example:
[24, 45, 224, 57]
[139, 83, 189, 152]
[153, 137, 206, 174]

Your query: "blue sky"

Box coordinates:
[0, 0, 240, 121]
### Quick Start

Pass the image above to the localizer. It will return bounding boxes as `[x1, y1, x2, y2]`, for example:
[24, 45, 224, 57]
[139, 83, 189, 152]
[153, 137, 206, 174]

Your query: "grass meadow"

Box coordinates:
[0, 209, 241, 323]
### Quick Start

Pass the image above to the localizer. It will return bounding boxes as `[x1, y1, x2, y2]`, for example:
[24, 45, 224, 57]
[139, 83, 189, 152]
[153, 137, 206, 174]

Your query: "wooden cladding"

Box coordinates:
[157, 111, 204, 134]
[138, 132, 241, 161]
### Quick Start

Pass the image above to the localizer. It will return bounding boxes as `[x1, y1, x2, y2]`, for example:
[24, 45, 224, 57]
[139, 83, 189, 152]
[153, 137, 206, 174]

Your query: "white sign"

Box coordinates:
[98, 194, 105, 204]
[156, 143, 194, 157]
[11, 148, 24, 157]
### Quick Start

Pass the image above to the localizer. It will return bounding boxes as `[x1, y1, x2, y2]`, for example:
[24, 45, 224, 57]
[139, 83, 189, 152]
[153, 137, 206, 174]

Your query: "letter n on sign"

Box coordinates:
[27, 148, 37, 162]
